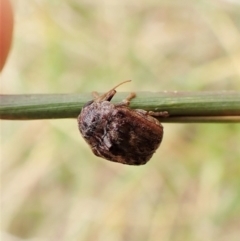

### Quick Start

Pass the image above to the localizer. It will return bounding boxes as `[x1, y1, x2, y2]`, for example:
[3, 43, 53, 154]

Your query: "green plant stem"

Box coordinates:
[0, 91, 240, 123]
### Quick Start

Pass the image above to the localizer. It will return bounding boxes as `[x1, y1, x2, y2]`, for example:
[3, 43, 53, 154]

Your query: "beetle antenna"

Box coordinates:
[94, 80, 131, 102]
[111, 80, 131, 91]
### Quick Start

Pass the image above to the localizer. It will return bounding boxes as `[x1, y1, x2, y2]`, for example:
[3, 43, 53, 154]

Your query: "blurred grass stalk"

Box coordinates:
[0, 91, 240, 123]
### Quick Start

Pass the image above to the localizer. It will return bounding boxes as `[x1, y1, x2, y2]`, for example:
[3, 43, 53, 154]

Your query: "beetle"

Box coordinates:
[77, 80, 168, 165]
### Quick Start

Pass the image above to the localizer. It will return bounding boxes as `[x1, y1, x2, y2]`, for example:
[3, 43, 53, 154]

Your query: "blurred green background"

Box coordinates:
[1, 0, 240, 240]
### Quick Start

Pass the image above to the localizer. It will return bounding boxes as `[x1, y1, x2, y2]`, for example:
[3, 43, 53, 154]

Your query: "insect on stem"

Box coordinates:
[78, 79, 165, 165]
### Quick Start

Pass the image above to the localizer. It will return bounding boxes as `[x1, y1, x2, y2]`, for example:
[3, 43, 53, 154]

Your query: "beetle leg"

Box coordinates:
[148, 111, 169, 117]
[135, 109, 169, 117]
[135, 109, 168, 116]
[116, 92, 136, 106]
[135, 109, 148, 115]
[125, 92, 136, 102]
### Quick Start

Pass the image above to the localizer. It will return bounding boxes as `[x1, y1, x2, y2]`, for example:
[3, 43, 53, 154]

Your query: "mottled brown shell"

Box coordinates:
[77, 81, 166, 165]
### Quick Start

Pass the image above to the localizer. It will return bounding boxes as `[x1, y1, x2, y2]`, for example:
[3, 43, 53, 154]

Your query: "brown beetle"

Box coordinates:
[77, 81, 168, 165]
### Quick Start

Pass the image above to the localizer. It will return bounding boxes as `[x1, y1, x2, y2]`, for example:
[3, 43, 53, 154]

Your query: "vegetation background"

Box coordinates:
[1, 0, 240, 240]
